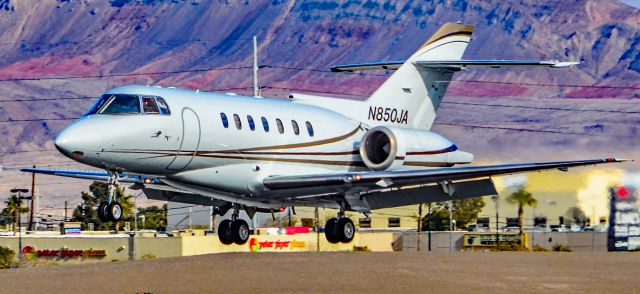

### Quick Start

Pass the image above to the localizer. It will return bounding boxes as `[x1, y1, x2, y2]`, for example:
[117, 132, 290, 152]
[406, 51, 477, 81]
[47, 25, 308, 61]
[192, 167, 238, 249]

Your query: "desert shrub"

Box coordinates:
[552, 244, 572, 252]
[532, 245, 548, 252]
[140, 253, 156, 260]
[352, 246, 370, 252]
[0, 246, 15, 268]
[491, 243, 528, 252]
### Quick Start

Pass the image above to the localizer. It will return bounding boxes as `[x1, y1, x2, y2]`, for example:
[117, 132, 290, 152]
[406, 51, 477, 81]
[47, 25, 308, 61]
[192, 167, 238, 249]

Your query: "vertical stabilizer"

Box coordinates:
[365, 23, 474, 130]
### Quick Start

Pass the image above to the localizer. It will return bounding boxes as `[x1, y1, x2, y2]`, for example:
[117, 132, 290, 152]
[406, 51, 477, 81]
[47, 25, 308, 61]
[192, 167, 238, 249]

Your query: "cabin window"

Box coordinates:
[247, 115, 255, 131]
[261, 117, 269, 132]
[220, 113, 229, 128]
[233, 114, 242, 130]
[276, 118, 284, 134]
[100, 94, 141, 114]
[292, 120, 300, 135]
[142, 97, 159, 114]
[306, 121, 314, 137]
[156, 97, 171, 115]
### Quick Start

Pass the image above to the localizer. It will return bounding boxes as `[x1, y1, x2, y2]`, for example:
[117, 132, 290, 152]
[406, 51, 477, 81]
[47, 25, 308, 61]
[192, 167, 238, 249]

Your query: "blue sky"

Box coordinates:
[619, 0, 640, 8]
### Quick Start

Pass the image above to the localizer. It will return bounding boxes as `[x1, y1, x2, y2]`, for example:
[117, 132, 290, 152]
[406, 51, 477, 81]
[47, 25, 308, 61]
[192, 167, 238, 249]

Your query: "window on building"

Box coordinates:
[276, 118, 284, 134]
[306, 121, 314, 137]
[233, 114, 242, 130]
[292, 120, 300, 135]
[156, 97, 171, 115]
[359, 218, 371, 228]
[220, 113, 229, 128]
[261, 117, 269, 132]
[247, 115, 255, 131]
[388, 217, 400, 228]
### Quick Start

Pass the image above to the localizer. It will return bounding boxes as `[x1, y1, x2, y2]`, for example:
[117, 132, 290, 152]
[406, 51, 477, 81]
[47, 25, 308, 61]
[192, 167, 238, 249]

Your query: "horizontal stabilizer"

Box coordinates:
[330, 60, 578, 72]
[415, 60, 580, 69]
[330, 61, 404, 72]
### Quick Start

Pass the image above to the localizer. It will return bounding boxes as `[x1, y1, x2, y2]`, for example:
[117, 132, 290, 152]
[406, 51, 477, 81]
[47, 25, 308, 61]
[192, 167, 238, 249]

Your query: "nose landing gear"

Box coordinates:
[97, 171, 123, 223]
[217, 204, 250, 245]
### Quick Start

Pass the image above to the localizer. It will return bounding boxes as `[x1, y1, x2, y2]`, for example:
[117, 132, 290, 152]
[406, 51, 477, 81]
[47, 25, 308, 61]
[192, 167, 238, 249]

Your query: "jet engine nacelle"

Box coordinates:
[358, 126, 472, 171]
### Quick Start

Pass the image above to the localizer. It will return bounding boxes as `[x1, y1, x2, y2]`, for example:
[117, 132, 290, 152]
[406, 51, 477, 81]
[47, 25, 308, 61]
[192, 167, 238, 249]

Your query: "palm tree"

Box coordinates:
[2, 195, 29, 234]
[506, 186, 537, 235]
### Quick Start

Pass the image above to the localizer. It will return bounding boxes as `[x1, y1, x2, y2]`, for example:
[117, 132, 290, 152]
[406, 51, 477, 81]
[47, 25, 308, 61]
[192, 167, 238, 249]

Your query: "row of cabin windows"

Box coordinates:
[219, 113, 314, 137]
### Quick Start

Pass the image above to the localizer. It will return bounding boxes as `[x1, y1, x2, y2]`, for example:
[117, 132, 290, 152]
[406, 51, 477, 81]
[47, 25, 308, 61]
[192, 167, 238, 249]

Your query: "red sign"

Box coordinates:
[249, 238, 306, 252]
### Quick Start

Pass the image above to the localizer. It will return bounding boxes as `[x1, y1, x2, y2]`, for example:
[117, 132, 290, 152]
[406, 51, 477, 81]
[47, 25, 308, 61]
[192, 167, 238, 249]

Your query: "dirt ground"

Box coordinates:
[1, 252, 639, 293]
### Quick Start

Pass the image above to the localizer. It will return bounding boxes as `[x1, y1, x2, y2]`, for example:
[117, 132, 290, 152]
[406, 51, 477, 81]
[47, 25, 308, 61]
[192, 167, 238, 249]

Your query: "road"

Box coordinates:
[1, 252, 639, 293]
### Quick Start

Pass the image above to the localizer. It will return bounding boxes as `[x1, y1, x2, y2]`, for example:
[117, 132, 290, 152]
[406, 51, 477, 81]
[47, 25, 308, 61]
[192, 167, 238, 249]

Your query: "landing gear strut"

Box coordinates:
[217, 205, 250, 245]
[324, 203, 355, 244]
[97, 171, 123, 223]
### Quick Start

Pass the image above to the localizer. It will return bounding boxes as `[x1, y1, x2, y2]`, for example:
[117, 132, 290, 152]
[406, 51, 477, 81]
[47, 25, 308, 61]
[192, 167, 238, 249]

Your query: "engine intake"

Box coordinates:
[359, 126, 401, 171]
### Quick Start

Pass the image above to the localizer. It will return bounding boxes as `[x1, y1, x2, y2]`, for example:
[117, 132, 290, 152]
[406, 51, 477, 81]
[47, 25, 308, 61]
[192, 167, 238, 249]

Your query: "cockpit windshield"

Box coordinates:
[101, 94, 141, 114]
[84, 94, 171, 116]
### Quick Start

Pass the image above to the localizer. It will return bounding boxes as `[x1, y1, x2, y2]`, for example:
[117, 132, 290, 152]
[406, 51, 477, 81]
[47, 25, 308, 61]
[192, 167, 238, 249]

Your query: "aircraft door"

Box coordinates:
[167, 108, 201, 170]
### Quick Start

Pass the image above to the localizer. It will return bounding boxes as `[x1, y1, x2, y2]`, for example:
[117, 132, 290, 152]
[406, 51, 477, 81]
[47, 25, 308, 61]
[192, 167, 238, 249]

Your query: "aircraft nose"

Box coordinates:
[54, 122, 102, 159]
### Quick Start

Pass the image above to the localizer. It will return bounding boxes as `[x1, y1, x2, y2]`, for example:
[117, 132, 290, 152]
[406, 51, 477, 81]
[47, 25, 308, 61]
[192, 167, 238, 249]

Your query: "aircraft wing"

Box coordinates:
[263, 158, 626, 191]
[20, 168, 160, 184]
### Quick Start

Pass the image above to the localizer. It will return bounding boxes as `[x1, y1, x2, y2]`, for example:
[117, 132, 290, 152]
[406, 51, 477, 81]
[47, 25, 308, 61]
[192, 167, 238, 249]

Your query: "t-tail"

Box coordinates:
[328, 22, 578, 130]
[364, 23, 474, 130]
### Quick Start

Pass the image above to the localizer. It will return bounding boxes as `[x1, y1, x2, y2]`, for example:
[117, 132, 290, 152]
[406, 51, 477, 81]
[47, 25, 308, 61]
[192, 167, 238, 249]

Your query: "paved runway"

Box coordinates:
[1, 252, 639, 293]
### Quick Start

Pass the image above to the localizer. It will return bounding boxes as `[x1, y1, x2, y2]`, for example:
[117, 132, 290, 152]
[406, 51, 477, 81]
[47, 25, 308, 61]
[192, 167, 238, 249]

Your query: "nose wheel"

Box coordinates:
[97, 171, 123, 223]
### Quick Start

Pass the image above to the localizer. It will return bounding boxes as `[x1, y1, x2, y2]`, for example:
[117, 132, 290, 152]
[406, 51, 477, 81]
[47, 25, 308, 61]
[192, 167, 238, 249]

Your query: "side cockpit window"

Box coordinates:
[142, 97, 159, 114]
[100, 94, 141, 114]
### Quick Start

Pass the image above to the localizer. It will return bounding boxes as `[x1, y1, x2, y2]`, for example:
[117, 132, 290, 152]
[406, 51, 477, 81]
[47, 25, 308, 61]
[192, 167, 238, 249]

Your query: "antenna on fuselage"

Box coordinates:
[252, 35, 260, 97]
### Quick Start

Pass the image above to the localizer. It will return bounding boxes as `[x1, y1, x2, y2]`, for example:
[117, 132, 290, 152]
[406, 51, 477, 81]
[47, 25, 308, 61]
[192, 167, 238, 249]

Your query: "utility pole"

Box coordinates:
[11, 188, 29, 263]
[64, 201, 68, 222]
[417, 203, 422, 252]
[28, 165, 36, 231]
[252, 35, 259, 97]
[493, 195, 500, 250]
[449, 200, 454, 252]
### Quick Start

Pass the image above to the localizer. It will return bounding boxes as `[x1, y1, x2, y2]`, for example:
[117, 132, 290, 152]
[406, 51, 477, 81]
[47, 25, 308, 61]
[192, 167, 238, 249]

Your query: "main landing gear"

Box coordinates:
[324, 205, 355, 244]
[97, 172, 123, 223]
[217, 205, 250, 245]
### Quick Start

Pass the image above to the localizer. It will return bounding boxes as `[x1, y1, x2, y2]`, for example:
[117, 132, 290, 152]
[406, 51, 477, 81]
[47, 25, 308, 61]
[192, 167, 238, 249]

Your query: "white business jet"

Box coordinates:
[23, 23, 625, 245]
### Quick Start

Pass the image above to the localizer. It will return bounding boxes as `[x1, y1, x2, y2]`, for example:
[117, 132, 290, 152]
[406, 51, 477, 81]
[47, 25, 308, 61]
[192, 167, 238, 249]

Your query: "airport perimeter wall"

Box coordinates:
[0, 232, 395, 265]
[396, 231, 608, 252]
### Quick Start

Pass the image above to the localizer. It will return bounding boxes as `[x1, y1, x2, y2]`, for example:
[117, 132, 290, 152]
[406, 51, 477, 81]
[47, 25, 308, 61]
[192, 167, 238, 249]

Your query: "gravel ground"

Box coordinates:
[1, 252, 639, 293]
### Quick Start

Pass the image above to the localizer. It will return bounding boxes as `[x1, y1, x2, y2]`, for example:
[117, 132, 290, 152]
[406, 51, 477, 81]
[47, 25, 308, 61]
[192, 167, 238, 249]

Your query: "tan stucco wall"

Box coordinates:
[0, 232, 395, 265]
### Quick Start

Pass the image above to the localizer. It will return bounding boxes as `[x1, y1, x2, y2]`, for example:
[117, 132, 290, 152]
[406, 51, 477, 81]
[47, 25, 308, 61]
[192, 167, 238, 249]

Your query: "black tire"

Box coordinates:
[218, 220, 233, 245]
[324, 218, 339, 244]
[336, 218, 355, 243]
[107, 202, 123, 222]
[231, 220, 250, 245]
[97, 202, 108, 222]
